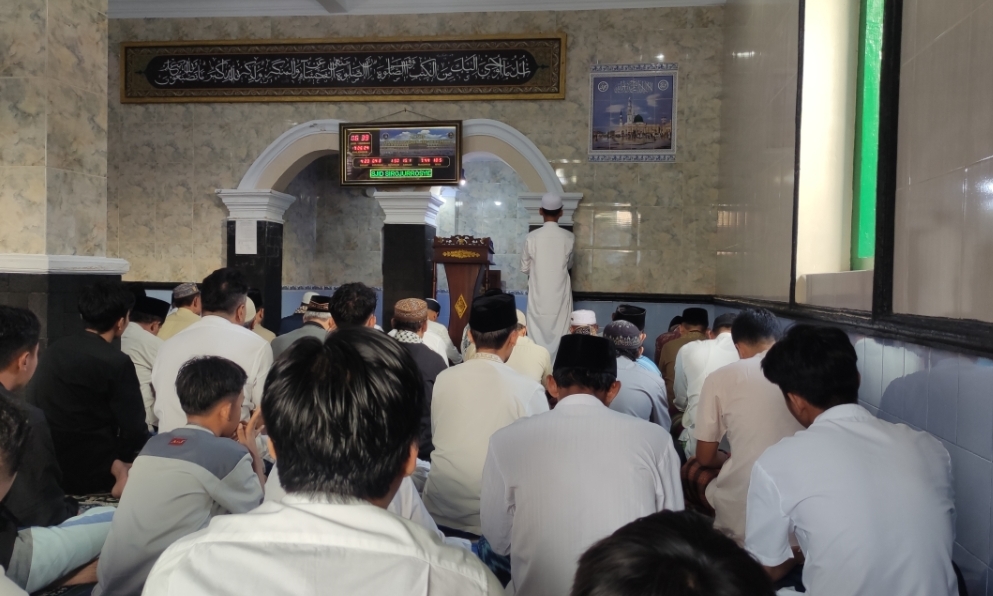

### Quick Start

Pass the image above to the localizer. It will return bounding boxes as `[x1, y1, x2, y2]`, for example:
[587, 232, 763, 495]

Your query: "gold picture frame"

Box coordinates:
[120, 34, 566, 103]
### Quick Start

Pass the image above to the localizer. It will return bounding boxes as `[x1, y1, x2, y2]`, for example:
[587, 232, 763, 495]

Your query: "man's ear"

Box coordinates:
[604, 380, 622, 406]
[367, 314, 377, 328]
[218, 399, 235, 423]
[16, 350, 31, 373]
[403, 442, 418, 477]
[546, 375, 561, 399]
[235, 302, 247, 325]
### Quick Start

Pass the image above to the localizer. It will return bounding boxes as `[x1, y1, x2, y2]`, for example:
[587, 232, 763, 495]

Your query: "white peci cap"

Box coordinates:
[570, 310, 597, 326]
[541, 192, 563, 211]
[302, 291, 319, 306]
[244, 297, 257, 322]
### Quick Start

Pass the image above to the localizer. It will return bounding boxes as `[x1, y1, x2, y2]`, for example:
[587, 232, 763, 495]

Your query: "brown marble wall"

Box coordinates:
[108, 7, 723, 293]
[1, 0, 109, 257]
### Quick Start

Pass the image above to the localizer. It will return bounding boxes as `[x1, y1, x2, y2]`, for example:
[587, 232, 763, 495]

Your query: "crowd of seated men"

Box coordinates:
[0, 267, 966, 596]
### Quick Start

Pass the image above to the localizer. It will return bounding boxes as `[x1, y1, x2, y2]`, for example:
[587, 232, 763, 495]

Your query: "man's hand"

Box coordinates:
[236, 409, 264, 456]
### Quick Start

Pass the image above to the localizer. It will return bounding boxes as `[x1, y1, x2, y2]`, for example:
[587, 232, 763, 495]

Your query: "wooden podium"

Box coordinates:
[433, 235, 495, 348]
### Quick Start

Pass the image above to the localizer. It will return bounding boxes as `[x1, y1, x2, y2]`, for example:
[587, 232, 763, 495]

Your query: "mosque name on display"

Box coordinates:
[121, 36, 566, 102]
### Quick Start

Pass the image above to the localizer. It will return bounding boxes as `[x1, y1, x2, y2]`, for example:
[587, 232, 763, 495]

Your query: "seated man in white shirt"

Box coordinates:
[480, 334, 683, 595]
[674, 312, 739, 457]
[143, 328, 503, 596]
[573, 511, 776, 596]
[425, 298, 462, 364]
[602, 320, 670, 430]
[464, 310, 552, 387]
[121, 296, 170, 430]
[152, 268, 273, 433]
[747, 325, 957, 596]
[424, 293, 547, 537]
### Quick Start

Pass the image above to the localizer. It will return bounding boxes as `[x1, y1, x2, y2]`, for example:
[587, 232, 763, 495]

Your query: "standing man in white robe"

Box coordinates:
[520, 193, 574, 360]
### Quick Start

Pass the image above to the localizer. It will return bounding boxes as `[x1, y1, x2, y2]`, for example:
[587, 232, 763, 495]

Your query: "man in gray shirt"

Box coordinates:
[603, 320, 670, 431]
[94, 356, 264, 596]
[270, 295, 332, 359]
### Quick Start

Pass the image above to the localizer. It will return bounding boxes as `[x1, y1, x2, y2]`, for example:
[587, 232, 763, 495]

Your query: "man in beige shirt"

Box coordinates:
[693, 308, 803, 543]
[658, 308, 709, 401]
[158, 283, 201, 341]
[464, 310, 552, 387]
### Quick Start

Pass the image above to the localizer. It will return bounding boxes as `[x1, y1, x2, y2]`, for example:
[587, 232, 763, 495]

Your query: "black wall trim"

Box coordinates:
[574, 292, 715, 304]
[873, 0, 904, 315]
[789, 0, 806, 307]
[575, 291, 993, 358]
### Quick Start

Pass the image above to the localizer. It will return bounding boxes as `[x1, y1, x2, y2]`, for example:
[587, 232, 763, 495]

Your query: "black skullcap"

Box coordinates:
[613, 304, 647, 331]
[668, 316, 683, 328]
[713, 313, 737, 330]
[307, 295, 332, 313]
[682, 307, 709, 328]
[133, 296, 170, 321]
[603, 320, 643, 350]
[469, 293, 518, 333]
[425, 298, 442, 313]
[554, 335, 617, 376]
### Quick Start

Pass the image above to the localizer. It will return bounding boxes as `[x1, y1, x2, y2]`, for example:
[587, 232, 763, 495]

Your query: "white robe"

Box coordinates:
[520, 221, 574, 360]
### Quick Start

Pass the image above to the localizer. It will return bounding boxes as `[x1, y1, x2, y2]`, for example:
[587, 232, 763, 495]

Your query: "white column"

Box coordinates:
[519, 192, 584, 226]
[215, 189, 298, 223]
[0, 255, 130, 275]
[373, 188, 449, 227]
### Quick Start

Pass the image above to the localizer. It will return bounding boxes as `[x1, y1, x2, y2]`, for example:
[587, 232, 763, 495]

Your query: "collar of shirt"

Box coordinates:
[394, 330, 422, 344]
[811, 403, 872, 427]
[517, 335, 535, 346]
[471, 352, 504, 364]
[554, 394, 604, 409]
[281, 493, 369, 507]
[542, 221, 559, 228]
[715, 332, 734, 347]
[179, 423, 214, 435]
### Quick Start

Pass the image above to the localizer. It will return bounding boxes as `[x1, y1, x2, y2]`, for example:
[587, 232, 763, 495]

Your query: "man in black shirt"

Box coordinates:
[29, 281, 149, 496]
[0, 307, 76, 531]
[390, 299, 447, 460]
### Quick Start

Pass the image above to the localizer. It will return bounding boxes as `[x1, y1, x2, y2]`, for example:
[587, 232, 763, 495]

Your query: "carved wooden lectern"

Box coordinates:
[433, 235, 495, 348]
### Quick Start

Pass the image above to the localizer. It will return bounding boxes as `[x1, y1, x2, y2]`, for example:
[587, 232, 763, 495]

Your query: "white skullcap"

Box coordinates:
[570, 309, 597, 326]
[302, 291, 318, 306]
[516, 309, 527, 327]
[541, 192, 563, 211]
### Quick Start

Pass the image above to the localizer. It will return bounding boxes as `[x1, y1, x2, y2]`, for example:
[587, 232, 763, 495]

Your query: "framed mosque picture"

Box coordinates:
[589, 63, 678, 162]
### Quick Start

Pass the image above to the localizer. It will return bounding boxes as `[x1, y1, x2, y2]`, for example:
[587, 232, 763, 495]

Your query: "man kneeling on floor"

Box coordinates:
[1, 306, 115, 594]
[95, 356, 265, 596]
[143, 327, 502, 596]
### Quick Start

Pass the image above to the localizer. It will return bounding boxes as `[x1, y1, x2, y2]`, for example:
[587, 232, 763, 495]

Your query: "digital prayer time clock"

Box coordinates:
[340, 121, 463, 186]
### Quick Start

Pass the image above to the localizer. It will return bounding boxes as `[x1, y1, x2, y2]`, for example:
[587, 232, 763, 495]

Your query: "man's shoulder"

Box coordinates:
[140, 428, 249, 479]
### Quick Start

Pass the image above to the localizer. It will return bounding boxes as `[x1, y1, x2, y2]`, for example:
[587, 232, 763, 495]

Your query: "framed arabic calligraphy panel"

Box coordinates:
[120, 34, 566, 103]
[588, 63, 678, 162]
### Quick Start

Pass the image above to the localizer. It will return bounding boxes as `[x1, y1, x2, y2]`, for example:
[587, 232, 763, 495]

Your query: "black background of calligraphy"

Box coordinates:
[144, 50, 540, 89]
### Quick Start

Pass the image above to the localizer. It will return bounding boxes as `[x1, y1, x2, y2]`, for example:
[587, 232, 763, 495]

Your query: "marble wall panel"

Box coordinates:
[0, 166, 46, 254]
[46, 169, 106, 256]
[47, 82, 107, 177]
[715, 0, 800, 301]
[0, 0, 46, 78]
[0, 77, 46, 167]
[110, 7, 724, 293]
[48, 0, 107, 96]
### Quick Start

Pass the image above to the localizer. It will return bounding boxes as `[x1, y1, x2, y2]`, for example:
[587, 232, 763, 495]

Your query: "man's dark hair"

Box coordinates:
[541, 207, 563, 217]
[174, 294, 199, 309]
[247, 288, 264, 310]
[262, 328, 423, 500]
[0, 307, 40, 371]
[78, 280, 135, 333]
[0, 395, 31, 483]
[572, 511, 775, 596]
[392, 319, 423, 333]
[329, 283, 377, 327]
[713, 313, 737, 333]
[762, 324, 859, 410]
[175, 356, 248, 416]
[668, 316, 683, 329]
[730, 308, 781, 345]
[200, 268, 249, 314]
[472, 325, 517, 350]
[553, 368, 617, 393]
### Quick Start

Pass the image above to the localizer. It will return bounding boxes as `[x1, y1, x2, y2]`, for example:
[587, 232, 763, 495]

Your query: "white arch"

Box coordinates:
[235, 118, 566, 195]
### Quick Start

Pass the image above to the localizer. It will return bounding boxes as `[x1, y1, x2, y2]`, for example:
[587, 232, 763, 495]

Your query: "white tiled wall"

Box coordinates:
[715, 0, 799, 300]
[894, 0, 993, 322]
